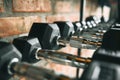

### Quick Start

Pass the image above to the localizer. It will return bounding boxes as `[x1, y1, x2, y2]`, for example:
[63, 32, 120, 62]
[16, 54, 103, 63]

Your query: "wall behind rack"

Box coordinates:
[0, 0, 98, 38]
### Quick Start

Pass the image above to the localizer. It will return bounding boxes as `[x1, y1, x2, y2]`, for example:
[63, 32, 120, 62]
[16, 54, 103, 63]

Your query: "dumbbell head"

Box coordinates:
[54, 21, 75, 40]
[93, 27, 120, 62]
[101, 27, 120, 51]
[86, 16, 101, 24]
[73, 21, 83, 33]
[81, 60, 120, 80]
[13, 36, 41, 63]
[86, 21, 93, 28]
[0, 41, 22, 80]
[81, 21, 88, 30]
[85, 20, 96, 28]
[28, 23, 60, 49]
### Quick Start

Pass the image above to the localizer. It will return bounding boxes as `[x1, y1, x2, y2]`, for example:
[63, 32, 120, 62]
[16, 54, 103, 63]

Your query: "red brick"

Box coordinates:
[12, 0, 51, 12]
[83, 0, 98, 19]
[68, 13, 80, 22]
[72, 0, 80, 12]
[46, 13, 79, 23]
[23, 16, 41, 32]
[46, 14, 67, 23]
[81, 49, 95, 58]
[0, 17, 24, 37]
[0, 16, 41, 37]
[55, 1, 72, 13]
[73, 3, 80, 12]
[0, 0, 4, 12]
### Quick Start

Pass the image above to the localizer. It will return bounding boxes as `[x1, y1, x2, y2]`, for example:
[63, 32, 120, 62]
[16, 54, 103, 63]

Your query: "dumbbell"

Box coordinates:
[86, 21, 93, 28]
[54, 21, 86, 46]
[85, 16, 103, 36]
[80, 21, 88, 30]
[101, 27, 120, 50]
[0, 41, 22, 80]
[54, 21, 86, 45]
[27, 22, 94, 66]
[73, 21, 83, 33]
[80, 60, 120, 80]
[54, 21, 91, 39]
[80, 47, 120, 80]
[80, 27, 120, 80]
[54, 21, 75, 41]
[54, 21, 100, 49]
[13, 36, 91, 68]
[93, 27, 120, 61]
[75, 16, 105, 47]
[0, 41, 75, 80]
[28, 22, 79, 49]
[28, 23, 61, 50]
[93, 26, 120, 62]
[86, 16, 101, 25]
[28, 22, 99, 50]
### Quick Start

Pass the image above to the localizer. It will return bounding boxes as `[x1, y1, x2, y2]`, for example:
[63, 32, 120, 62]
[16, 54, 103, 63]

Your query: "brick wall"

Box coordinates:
[0, 0, 98, 37]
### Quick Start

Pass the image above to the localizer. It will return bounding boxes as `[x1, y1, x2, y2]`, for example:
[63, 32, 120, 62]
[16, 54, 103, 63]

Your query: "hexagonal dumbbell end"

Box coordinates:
[0, 41, 22, 80]
[80, 21, 88, 30]
[81, 60, 120, 80]
[28, 23, 60, 50]
[101, 27, 120, 51]
[13, 36, 41, 63]
[72, 21, 83, 36]
[54, 21, 75, 41]
[86, 16, 101, 24]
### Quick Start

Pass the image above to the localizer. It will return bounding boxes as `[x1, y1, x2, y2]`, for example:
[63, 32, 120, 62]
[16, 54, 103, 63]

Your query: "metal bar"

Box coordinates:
[118, 0, 120, 22]
[36, 50, 91, 68]
[77, 0, 86, 79]
[80, 0, 85, 21]
[11, 62, 73, 80]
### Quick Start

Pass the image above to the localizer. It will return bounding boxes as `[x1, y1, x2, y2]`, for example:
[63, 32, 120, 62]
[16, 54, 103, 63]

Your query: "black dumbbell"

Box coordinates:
[28, 23, 60, 50]
[28, 22, 89, 49]
[54, 21, 99, 49]
[54, 21, 75, 41]
[0, 41, 73, 80]
[13, 36, 41, 63]
[28, 22, 76, 49]
[80, 60, 120, 80]
[101, 27, 120, 51]
[80, 27, 120, 80]
[92, 27, 120, 62]
[80, 46, 120, 80]
[86, 21, 93, 28]
[86, 16, 101, 25]
[92, 27, 120, 63]
[80, 21, 88, 30]
[90, 20, 97, 28]
[72, 21, 83, 36]
[0, 41, 22, 80]
[13, 36, 91, 68]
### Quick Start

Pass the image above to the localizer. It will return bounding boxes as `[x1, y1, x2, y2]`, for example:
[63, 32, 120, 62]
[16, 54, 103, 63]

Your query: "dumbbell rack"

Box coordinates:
[0, 0, 119, 80]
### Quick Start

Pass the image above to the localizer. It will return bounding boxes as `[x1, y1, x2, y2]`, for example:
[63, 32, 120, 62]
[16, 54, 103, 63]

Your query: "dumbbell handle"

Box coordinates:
[71, 37, 102, 46]
[10, 62, 73, 80]
[58, 37, 102, 48]
[36, 50, 92, 68]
